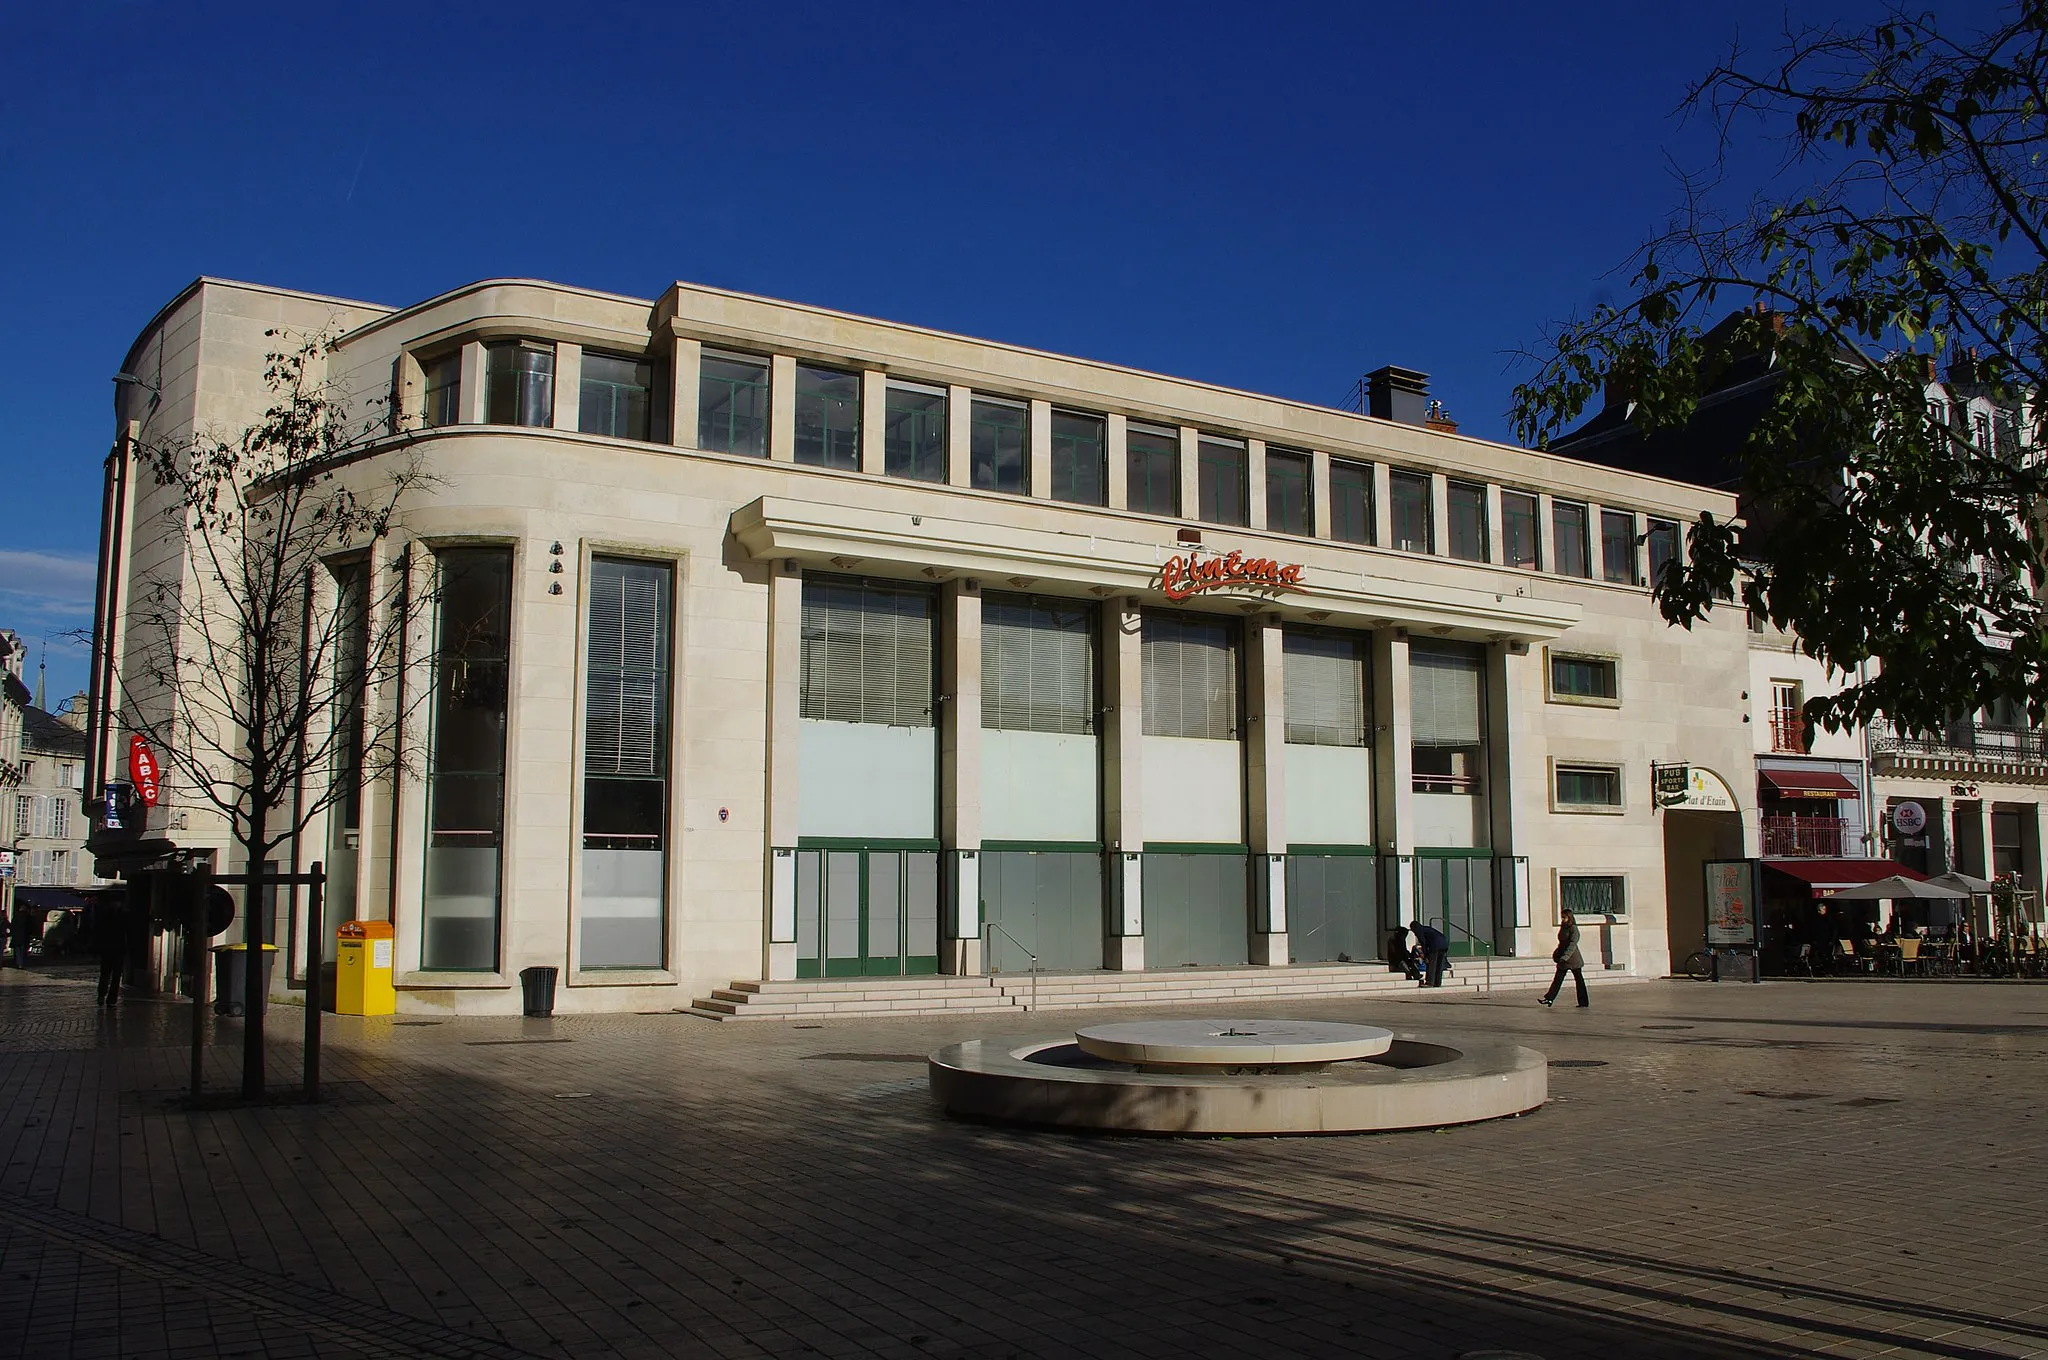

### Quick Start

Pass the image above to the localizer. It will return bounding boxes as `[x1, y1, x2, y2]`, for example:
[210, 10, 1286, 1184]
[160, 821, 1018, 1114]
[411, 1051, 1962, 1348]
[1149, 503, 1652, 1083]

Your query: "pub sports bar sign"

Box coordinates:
[1159, 550, 1304, 601]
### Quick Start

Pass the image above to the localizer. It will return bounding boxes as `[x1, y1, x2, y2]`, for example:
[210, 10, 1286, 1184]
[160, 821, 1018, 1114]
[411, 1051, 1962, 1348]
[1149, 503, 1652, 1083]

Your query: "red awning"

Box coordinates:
[1764, 859, 1926, 893]
[1760, 769, 1861, 800]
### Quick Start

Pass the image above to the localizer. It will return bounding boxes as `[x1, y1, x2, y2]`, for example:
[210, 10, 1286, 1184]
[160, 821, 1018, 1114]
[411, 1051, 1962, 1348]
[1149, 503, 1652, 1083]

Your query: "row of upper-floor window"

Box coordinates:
[413, 338, 1683, 586]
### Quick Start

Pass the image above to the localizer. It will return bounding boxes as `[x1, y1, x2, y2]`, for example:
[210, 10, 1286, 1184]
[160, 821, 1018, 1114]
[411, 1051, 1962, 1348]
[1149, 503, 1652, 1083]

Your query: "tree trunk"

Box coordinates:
[244, 702, 268, 1101]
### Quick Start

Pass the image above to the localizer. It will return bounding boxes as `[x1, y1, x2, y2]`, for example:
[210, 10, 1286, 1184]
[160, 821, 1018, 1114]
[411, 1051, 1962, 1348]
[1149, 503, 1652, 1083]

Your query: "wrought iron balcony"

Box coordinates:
[1768, 711, 1807, 754]
[1761, 815, 1855, 858]
[1870, 722, 2048, 782]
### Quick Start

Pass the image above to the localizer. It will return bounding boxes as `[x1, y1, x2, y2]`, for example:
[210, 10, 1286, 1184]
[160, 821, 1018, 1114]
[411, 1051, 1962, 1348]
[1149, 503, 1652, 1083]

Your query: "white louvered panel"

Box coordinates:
[801, 579, 934, 728]
[586, 559, 671, 776]
[1410, 645, 1484, 746]
[1143, 612, 1238, 741]
[1284, 630, 1367, 747]
[982, 596, 1094, 735]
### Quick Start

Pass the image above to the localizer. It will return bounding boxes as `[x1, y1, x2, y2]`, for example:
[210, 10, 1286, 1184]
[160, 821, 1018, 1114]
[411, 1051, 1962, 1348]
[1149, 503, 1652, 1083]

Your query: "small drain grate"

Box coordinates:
[1548, 1059, 1607, 1069]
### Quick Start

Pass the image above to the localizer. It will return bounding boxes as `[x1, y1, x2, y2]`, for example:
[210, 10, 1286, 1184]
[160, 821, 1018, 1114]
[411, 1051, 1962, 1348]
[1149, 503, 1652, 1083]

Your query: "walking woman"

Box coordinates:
[1540, 907, 1589, 1008]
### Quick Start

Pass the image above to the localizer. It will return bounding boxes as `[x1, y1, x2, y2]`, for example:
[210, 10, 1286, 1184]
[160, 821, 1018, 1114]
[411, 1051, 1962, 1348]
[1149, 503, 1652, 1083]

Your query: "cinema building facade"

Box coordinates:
[95, 276, 1751, 1014]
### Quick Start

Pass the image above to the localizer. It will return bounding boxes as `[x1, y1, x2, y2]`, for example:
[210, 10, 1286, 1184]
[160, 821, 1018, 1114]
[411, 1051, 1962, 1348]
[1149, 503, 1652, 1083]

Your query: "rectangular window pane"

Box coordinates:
[1561, 874, 1624, 916]
[1550, 654, 1617, 700]
[1049, 410, 1106, 505]
[423, 547, 513, 971]
[1553, 500, 1590, 578]
[885, 383, 948, 482]
[699, 353, 770, 456]
[970, 397, 1028, 494]
[1197, 437, 1248, 526]
[1502, 491, 1540, 570]
[582, 557, 672, 969]
[800, 579, 935, 728]
[795, 365, 861, 470]
[982, 595, 1095, 734]
[1390, 472, 1432, 553]
[1601, 509, 1637, 584]
[1142, 612, 1239, 740]
[1556, 765, 1622, 808]
[423, 353, 461, 428]
[1330, 459, 1374, 545]
[1265, 449, 1310, 536]
[1646, 518, 1679, 587]
[1127, 425, 1179, 516]
[1283, 629, 1367, 747]
[1410, 644, 1484, 795]
[579, 352, 652, 441]
[484, 342, 554, 428]
[1447, 481, 1487, 563]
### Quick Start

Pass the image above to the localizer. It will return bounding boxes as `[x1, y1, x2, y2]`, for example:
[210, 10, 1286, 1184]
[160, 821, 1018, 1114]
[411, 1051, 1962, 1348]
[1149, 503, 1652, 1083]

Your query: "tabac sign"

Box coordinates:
[1159, 549, 1305, 601]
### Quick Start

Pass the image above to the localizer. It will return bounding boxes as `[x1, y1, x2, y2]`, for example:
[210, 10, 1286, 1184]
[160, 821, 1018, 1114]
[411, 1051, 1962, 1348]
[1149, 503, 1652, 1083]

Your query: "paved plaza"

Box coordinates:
[1, 967, 2044, 1359]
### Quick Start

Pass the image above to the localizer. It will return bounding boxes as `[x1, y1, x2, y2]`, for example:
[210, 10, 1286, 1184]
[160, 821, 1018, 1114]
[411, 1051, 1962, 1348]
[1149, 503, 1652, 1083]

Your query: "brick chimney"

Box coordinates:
[1365, 365, 1430, 425]
[1423, 400, 1459, 434]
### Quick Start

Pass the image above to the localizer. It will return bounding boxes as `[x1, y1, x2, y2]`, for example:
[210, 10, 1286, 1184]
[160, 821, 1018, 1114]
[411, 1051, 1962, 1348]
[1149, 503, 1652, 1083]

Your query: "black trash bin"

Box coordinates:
[519, 966, 559, 1017]
[212, 944, 278, 1016]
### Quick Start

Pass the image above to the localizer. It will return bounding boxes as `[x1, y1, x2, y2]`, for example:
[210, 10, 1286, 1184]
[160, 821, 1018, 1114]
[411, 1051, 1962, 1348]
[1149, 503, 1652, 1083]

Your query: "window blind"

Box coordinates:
[1410, 646, 1484, 746]
[1283, 629, 1367, 747]
[1143, 612, 1239, 740]
[982, 595, 1095, 734]
[585, 559, 672, 775]
[801, 579, 935, 727]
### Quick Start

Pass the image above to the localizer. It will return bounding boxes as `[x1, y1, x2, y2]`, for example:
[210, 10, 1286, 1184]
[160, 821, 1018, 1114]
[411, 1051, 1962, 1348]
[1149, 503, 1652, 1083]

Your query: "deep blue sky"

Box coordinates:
[0, 0, 1941, 700]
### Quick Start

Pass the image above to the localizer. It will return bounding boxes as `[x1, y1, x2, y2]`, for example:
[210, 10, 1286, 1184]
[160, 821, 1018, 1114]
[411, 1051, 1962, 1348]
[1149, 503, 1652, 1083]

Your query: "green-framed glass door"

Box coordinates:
[1414, 852, 1494, 956]
[795, 846, 940, 977]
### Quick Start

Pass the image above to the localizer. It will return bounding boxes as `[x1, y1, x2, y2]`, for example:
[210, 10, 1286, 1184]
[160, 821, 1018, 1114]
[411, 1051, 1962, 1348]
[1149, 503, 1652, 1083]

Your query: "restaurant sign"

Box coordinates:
[1160, 550, 1304, 601]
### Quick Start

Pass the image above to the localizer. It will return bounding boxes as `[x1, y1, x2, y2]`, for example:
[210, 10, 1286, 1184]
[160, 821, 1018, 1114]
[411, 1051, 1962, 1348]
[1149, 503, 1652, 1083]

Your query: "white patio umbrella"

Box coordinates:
[1824, 875, 1969, 901]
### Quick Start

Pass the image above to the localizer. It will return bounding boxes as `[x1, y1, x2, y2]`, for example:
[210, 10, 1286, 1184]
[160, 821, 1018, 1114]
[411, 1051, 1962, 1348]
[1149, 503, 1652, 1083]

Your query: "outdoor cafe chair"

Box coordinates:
[1836, 939, 1871, 975]
[1896, 938, 1922, 976]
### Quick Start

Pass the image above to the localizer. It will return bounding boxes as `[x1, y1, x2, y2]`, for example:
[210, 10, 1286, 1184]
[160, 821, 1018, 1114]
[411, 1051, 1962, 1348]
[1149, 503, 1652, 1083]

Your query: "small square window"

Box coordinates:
[1265, 448, 1311, 536]
[1502, 491, 1540, 570]
[700, 351, 770, 456]
[1601, 509, 1639, 584]
[970, 397, 1028, 494]
[1560, 873, 1626, 918]
[1553, 500, 1591, 578]
[1548, 651, 1619, 705]
[1447, 481, 1487, 563]
[1330, 459, 1374, 545]
[1126, 424, 1180, 516]
[422, 353, 461, 428]
[1554, 763, 1624, 811]
[1198, 436, 1249, 526]
[1390, 471, 1432, 553]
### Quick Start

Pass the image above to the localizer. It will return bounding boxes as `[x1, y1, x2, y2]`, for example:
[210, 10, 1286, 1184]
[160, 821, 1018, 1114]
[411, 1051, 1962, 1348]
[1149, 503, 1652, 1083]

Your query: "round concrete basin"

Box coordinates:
[1074, 1018, 1393, 1068]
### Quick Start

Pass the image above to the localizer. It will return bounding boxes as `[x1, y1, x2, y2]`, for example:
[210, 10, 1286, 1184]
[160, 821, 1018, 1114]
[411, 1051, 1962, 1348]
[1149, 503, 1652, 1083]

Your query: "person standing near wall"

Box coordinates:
[1409, 920, 1450, 988]
[1540, 907, 1589, 1009]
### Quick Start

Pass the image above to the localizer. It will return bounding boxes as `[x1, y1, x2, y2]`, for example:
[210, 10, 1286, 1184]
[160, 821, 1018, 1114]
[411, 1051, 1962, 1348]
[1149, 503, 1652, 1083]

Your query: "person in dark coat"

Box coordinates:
[1541, 907, 1589, 1008]
[93, 900, 129, 1007]
[1409, 921, 1450, 988]
[9, 905, 39, 968]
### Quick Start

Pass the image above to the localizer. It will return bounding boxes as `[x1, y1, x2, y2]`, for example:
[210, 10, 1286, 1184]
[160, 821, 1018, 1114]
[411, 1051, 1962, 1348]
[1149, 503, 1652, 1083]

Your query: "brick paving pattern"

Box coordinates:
[2, 962, 2045, 1358]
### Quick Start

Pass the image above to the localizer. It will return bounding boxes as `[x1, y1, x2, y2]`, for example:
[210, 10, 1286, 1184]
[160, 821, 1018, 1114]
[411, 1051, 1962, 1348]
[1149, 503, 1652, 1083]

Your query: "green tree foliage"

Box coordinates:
[1513, 3, 2048, 739]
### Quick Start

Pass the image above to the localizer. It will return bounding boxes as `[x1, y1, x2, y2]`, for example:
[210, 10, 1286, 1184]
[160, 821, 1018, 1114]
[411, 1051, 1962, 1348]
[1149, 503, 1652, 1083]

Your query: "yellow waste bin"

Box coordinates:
[335, 920, 396, 1015]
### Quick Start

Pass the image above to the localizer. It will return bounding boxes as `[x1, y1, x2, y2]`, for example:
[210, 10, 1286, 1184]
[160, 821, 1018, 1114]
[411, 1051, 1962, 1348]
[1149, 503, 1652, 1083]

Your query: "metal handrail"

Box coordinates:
[982, 920, 1039, 1013]
[1430, 918, 1495, 993]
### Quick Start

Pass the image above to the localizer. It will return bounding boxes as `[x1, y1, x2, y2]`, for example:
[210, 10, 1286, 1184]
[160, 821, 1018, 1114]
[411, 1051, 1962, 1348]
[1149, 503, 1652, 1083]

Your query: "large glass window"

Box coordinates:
[699, 351, 770, 456]
[1552, 500, 1591, 578]
[423, 548, 513, 971]
[970, 396, 1028, 494]
[885, 382, 948, 482]
[1143, 612, 1240, 740]
[423, 353, 461, 428]
[484, 341, 555, 428]
[1646, 518, 1679, 587]
[582, 558, 673, 969]
[1331, 459, 1374, 545]
[795, 364, 861, 470]
[579, 352, 652, 441]
[1447, 481, 1487, 563]
[1502, 491, 1540, 570]
[1197, 436, 1249, 526]
[1550, 653, 1618, 702]
[1555, 763, 1623, 810]
[1049, 410, 1106, 506]
[1265, 448, 1311, 536]
[801, 579, 934, 727]
[1126, 423, 1180, 516]
[1601, 509, 1638, 584]
[1282, 629, 1367, 747]
[1390, 471, 1433, 553]
[982, 596, 1095, 734]
[321, 558, 370, 968]
[1410, 645, 1484, 796]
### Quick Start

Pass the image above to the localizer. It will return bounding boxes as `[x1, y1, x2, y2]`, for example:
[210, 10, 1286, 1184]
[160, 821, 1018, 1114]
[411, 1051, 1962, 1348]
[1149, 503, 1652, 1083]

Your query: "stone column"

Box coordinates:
[1029, 399, 1053, 498]
[1105, 414, 1129, 510]
[1372, 463, 1394, 549]
[763, 562, 803, 981]
[1977, 800, 1997, 880]
[1536, 493, 1559, 576]
[946, 385, 973, 488]
[2021, 802, 2046, 936]
[1374, 629, 1415, 935]
[393, 352, 425, 429]
[940, 581, 983, 974]
[1484, 484, 1505, 567]
[1178, 426, 1200, 520]
[668, 335, 701, 449]
[460, 340, 487, 425]
[1101, 599, 1146, 969]
[1428, 473, 1450, 556]
[389, 544, 436, 975]
[1310, 451, 1333, 539]
[860, 372, 888, 476]
[1486, 642, 1523, 955]
[1245, 615, 1289, 964]
[551, 342, 582, 433]
[1246, 439, 1268, 531]
[768, 356, 796, 462]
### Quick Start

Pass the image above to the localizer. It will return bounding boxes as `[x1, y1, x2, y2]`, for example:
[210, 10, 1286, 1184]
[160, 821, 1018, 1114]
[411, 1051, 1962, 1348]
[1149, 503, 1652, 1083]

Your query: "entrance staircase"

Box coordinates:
[685, 958, 1636, 1021]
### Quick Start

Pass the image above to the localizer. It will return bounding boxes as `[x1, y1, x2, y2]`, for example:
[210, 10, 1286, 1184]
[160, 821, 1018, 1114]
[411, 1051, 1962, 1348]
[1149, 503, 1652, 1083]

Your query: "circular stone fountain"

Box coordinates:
[928, 1018, 1545, 1135]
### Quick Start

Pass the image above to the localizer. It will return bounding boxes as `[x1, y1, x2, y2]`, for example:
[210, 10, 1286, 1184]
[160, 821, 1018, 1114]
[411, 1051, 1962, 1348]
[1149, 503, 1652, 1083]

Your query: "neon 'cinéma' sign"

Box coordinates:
[1159, 550, 1305, 602]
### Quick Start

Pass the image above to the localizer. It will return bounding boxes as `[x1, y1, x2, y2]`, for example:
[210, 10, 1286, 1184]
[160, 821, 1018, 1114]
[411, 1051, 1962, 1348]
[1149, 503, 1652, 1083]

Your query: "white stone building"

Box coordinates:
[88, 276, 1755, 1014]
